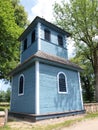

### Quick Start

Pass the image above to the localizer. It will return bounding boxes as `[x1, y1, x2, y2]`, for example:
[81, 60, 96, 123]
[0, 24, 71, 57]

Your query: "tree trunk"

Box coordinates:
[95, 66, 98, 102]
[94, 50, 98, 102]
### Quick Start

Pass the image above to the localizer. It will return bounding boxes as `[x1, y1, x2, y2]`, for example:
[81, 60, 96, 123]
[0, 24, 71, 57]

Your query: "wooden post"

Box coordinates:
[4, 109, 8, 125]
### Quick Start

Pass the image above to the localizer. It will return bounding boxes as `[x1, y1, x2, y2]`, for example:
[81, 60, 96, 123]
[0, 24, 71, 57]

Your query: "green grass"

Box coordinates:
[34, 118, 83, 130]
[85, 112, 98, 119]
[0, 112, 98, 130]
[0, 126, 11, 130]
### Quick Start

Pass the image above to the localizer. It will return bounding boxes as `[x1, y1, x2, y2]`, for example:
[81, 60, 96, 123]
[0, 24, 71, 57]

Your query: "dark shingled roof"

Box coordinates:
[9, 51, 82, 76]
[18, 16, 71, 41]
[35, 51, 82, 70]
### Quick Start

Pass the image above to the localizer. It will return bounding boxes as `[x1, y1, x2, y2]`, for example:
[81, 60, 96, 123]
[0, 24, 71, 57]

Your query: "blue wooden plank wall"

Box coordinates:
[39, 63, 82, 114]
[20, 27, 38, 63]
[41, 24, 68, 59]
[10, 64, 35, 114]
[21, 41, 37, 63]
[41, 39, 68, 59]
[20, 23, 68, 63]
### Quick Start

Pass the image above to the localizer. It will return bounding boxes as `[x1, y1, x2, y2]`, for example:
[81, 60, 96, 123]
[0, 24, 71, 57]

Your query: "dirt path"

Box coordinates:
[61, 118, 98, 130]
[8, 115, 98, 130]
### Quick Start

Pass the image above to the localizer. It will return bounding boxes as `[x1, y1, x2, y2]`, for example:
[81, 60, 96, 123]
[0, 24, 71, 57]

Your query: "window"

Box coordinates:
[23, 38, 27, 51]
[44, 29, 50, 41]
[18, 74, 24, 95]
[57, 72, 67, 93]
[31, 30, 35, 43]
[58, 35, 63, 47]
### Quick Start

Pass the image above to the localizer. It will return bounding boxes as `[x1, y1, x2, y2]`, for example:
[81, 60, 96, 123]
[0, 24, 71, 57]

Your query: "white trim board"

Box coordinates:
[35, 61, 40, 114]
[78, 72, 84, 110]
[37, 22, 41, 50]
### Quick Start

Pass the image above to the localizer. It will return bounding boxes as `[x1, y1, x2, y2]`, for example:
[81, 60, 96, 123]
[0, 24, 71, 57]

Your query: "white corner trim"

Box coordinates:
[35, 61, 40, 114]
[78, 72, 84, 110]
[10, 77, 13, 111]
[37, 22, 41, 50]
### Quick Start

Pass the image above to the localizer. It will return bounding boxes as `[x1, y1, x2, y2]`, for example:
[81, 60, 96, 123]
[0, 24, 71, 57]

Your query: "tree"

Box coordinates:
[5, 88, 11, 102]
[11, 0, 29, 28]
[0, 0, 28, 79]
[0, 88, 11, 102]
[53, 0, 98, 101]
[0, 91, 6, 102]
[71, 49, 95, 102]
[0, 0, 21, 78]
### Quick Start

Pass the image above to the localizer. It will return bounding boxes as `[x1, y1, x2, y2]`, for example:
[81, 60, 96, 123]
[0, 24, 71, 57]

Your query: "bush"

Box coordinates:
[0, 88, 11, 102]
[0, 107, 5, 111]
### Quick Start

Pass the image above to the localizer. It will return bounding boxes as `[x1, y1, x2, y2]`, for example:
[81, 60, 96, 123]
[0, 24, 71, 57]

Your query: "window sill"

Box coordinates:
[18, 93, 24, 96]
[58, 91, 68, 94]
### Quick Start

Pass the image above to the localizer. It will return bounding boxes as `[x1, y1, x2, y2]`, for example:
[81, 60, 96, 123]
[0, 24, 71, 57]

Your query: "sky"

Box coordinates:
[0, 80, 11, 91]
[20, 0, 63, 22]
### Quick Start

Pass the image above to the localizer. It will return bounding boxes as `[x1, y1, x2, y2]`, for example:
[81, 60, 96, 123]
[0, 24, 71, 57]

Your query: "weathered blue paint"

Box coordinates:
[10, 17, 84, 120]
[41, 24, 67, 46]
[39, 63, 82, 114]
[21, 40, 38, 63]
[20, 23, 68, 63]
[20, 27, 38, 63]
[41, 24, 68, 59]
[11, 64, 35, 114]
[41, 39, 68, 59]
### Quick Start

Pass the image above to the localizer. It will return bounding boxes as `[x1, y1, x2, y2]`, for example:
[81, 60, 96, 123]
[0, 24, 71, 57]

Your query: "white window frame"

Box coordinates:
[18, 74, 25, 96]
[57, 72, 68, 94]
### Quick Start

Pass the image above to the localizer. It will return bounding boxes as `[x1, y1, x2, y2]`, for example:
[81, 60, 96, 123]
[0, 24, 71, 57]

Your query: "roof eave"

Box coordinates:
[18, 16, 71, 41]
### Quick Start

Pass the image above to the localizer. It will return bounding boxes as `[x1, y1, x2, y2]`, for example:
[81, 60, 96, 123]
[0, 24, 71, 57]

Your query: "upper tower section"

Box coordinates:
[19, 16, 71, 63]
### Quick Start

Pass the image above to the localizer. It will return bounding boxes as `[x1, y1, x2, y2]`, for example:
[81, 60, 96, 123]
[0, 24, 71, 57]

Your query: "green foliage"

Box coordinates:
[0, 102, 10, 111]
[5, 88, 11, 102]
[0, 88, 11, 102]
[53, 0, 98, 101]
[71, 52, 95, 102]
[0, 0, 28, 79]
[85, 112, 98, 118]
[11, 0, 29, 28]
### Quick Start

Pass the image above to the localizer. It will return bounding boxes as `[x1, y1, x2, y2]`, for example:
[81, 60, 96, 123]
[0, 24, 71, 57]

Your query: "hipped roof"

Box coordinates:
[9, 51, 82, 76]
[18, 16, 71, 41]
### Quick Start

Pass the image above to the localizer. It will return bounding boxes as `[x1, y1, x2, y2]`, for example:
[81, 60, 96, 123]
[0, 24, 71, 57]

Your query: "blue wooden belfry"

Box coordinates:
[9, 17, 84, 121]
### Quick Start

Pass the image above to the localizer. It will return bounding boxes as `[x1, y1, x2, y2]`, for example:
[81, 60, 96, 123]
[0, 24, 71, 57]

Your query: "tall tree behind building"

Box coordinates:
[53, 0, 98, 101]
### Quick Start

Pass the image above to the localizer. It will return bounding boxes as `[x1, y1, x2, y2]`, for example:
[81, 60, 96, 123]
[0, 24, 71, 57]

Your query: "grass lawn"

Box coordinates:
[0, 112, 98, 130]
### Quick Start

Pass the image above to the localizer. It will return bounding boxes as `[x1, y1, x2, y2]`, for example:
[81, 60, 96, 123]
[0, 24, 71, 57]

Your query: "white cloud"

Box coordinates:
[29, 0, 62, 22]
[0, 80, 10, 91]
[67, 38, 76, 58]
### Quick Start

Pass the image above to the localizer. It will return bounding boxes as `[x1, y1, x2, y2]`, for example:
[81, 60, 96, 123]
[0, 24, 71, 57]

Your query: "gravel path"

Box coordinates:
[61, 118, 98, 130]
[8, 115, 98, 130]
